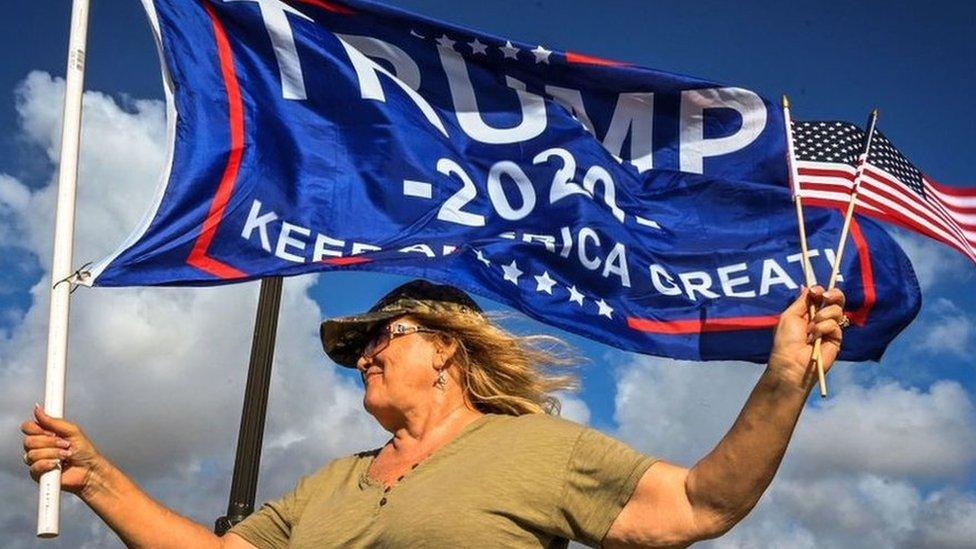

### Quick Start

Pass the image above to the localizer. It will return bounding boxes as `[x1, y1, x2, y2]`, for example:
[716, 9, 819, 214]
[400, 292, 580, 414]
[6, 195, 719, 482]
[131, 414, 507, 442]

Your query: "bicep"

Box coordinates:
[221, 533, 259, 549]
[604, 461, 701, 548]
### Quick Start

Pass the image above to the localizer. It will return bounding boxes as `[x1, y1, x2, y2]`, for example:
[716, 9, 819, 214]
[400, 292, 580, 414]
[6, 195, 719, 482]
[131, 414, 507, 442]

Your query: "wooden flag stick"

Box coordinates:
[782, 96, 826, 396]
[811, 109, 880, 386]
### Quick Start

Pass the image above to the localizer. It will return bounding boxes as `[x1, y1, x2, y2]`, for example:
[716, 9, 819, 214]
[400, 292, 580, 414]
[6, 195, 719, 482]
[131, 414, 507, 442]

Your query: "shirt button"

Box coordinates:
[379, 497, 388, 506]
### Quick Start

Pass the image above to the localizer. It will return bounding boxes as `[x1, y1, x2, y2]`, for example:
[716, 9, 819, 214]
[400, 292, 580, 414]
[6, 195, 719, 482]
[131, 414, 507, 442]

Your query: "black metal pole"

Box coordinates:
[215, 277, 283, 535]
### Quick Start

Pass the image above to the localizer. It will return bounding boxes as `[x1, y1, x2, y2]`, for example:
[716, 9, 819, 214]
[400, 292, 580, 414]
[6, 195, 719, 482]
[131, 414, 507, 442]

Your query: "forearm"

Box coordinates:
[81, 458, 224, 549]
[685, 366, 810, 535]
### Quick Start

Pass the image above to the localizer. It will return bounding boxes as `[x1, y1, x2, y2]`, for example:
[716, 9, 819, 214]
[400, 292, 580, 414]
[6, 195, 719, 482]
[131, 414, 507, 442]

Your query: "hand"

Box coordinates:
[21, 405, 105, 496]
[768, 286, 846, 391]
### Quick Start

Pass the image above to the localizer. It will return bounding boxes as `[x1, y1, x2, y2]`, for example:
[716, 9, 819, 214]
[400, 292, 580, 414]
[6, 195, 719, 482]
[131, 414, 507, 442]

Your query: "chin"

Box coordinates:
[362, 394, 399, 430]
[362, 389, 387, 416]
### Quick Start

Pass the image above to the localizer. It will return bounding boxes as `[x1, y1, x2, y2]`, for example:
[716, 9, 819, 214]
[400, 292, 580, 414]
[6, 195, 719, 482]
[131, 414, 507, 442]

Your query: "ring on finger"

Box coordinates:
[22, 452, 30, 466]
[838, 316, 851, 329]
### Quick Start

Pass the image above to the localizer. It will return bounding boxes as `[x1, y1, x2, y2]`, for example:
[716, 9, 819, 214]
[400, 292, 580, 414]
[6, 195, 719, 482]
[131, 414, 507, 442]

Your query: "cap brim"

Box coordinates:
[320, 309, 408, 368]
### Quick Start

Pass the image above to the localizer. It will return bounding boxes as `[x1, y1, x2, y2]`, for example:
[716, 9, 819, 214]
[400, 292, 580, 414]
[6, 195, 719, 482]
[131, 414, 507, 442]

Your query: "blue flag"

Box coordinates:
[89, 0, 920, 362]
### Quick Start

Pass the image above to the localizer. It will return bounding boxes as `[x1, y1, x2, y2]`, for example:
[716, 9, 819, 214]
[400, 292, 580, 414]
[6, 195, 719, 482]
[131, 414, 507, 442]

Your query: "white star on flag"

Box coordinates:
[468, 38, 488, 55]
[500, 40, 520, 59]
[596, 299, 614, 319]
[531, 45, 552, 64]
[567, 285, 585, 306]
[501, 260, 523, 285]
[474, 249, 491, 266]
[436, 35, 456, 50]
[534, 271, 557, 294]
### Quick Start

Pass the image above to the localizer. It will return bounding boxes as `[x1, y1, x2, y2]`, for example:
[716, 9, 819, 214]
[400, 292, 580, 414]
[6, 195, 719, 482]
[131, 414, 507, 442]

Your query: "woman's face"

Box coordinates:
[356, 316, 445, 427]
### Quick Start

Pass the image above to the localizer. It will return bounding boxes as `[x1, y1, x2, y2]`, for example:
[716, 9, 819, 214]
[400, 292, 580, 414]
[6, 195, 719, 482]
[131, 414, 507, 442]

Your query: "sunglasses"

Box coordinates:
[361, 322, 438, 360]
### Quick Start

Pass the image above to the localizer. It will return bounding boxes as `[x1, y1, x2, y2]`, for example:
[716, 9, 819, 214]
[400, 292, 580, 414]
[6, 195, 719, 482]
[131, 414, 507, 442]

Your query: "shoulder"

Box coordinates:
[294, 449, 378, 492]
[491, 411, 589, 436]
[474, 413, 590, 454]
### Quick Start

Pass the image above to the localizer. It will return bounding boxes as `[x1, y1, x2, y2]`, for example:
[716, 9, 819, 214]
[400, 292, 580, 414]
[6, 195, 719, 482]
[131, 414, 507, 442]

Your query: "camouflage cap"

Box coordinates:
[320, 279, 483, 368]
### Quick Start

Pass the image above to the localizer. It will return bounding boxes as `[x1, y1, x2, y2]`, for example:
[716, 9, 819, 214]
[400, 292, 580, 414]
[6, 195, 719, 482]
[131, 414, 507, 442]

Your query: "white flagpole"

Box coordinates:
[38, 0, 91, 537]
[808, 109, 879, 385]
[782, 96, 827, 397]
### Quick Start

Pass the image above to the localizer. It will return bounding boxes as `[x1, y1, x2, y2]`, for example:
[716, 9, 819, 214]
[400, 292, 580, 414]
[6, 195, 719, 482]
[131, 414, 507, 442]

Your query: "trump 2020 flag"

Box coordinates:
[87, 0, 920, 363]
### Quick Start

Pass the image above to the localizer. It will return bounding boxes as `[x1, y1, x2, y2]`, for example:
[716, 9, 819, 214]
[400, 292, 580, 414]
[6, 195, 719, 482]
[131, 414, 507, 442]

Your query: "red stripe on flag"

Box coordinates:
[927, 177, 976, 198]
[861, 167, 976, 251]
[855, 195, 976, 261]
[322, 256, 372, 266]
[627, 201, 882, 334]
[925, 179, 976, 218]
[188, 2, 247, 280]
[293, 0, 355, 14]
[846, 217, 875, 326]
[565, 51, 628, 67]
[798, 167, 855, 180]
[797, 160, 976, 263]
[627, 315, 780, 334]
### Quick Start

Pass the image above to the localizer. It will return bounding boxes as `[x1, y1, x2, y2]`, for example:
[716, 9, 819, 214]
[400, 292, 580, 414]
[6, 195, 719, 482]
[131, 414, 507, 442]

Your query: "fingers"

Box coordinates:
[807, 286, 846, 310]
[23, 434, 71, 452]
[33, 405, 80, 438]
[26, 447, 72, 465]
[784, 286, 811, 317]
[813, 304, 844, 325]
[808, 318, 843, 345]
[29, 459, 62, 482]
[20, 420, 53, 437]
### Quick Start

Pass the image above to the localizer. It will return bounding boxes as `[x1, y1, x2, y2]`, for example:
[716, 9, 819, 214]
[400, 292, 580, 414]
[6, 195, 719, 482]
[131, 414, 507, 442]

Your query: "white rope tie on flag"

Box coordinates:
[51, 262, 93, 294]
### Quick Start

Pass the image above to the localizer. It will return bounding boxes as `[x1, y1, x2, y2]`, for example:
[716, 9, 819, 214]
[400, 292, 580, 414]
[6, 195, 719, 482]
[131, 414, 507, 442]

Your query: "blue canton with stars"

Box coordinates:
[89, 0, 920, 363]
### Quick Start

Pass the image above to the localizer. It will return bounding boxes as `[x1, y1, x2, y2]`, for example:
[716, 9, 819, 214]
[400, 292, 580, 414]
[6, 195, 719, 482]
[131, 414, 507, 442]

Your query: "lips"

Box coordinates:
[363, 368, 383, 382]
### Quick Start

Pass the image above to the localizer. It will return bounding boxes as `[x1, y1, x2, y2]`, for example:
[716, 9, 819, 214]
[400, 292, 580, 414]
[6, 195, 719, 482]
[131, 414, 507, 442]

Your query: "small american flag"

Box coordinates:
[792, 120, 976, 264]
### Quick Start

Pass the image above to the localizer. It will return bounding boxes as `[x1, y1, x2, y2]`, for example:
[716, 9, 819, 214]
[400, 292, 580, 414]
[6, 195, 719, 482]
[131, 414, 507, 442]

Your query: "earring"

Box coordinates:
[435, 369, 447, 390]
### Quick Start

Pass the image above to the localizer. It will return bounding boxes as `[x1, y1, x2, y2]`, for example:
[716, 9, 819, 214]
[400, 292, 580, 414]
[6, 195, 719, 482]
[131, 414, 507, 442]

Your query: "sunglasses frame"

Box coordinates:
[361, 321, 438, 360]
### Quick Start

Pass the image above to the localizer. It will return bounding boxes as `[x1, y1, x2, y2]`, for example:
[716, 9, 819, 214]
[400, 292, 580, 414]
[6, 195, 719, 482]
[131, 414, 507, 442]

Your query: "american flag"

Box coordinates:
[792, 120, 976, 264]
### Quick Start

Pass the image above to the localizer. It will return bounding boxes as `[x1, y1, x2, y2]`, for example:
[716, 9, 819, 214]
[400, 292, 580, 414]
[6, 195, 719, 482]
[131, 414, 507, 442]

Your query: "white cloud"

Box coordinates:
[906, 490, 976, 548]
[612, 355, 976, 548]
[12, 71, 169, 264]
[0, 174, 31, 212]
[789, 379, 976, 480]
[914, 299, 976, 359]
[890, 229, 970, 291]
[556, 391, 591, 425]
[614, 357, 763, 464]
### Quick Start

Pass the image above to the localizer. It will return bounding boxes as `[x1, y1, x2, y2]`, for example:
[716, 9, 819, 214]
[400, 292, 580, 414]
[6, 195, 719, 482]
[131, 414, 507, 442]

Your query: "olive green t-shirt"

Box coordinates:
[230, 413, 656, 548]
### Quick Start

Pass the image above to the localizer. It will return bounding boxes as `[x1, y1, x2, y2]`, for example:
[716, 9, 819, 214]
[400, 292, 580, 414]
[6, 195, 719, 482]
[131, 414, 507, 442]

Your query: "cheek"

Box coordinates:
[383, 356, 433, 395]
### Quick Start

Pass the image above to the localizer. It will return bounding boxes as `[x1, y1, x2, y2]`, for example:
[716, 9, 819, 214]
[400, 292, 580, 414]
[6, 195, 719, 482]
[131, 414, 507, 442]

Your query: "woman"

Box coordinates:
[22, 279, 848, 548]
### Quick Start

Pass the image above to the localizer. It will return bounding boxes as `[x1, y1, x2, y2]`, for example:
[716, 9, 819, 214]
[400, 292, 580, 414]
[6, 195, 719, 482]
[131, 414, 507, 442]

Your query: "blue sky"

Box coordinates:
[1, 1, 974, 547]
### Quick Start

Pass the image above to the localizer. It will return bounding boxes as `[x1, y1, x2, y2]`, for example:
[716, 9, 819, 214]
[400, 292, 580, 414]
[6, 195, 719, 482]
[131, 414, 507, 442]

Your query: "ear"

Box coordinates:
[433, 337, 459, 369]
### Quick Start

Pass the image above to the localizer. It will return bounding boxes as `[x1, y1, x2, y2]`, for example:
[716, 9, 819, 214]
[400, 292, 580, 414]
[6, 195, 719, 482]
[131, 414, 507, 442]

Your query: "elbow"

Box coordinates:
[689, 503, 753, 542]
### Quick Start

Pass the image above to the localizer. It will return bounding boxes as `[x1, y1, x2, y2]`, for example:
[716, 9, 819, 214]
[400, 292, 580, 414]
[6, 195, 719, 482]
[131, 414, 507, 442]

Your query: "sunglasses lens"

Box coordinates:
[363, 328, 388, 358]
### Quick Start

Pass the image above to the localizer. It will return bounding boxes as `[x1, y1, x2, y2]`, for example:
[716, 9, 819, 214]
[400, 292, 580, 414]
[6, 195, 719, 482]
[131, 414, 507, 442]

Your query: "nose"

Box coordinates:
[355, 354, 371, 372]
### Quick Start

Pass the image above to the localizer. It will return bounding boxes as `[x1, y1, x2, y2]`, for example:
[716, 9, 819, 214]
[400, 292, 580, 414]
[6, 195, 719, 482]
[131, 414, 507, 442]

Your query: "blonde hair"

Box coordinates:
[411, 310, 579, 416]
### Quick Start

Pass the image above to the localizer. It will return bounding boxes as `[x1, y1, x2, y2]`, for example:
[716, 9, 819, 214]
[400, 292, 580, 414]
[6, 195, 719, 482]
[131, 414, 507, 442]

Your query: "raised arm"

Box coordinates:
[21, 406, 255, 549]
[605, 286, 846, 548]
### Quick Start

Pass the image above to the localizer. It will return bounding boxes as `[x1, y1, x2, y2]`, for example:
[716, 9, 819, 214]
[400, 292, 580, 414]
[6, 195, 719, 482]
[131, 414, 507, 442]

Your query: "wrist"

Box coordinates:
[761, 360, 814, 397]
[79, 454, 118, 503]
